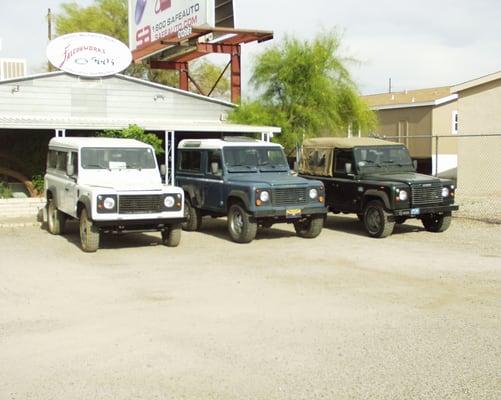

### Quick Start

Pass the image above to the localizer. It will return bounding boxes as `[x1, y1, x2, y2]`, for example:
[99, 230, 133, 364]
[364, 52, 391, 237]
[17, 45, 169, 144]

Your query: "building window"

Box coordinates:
[452, 111, 458, 135]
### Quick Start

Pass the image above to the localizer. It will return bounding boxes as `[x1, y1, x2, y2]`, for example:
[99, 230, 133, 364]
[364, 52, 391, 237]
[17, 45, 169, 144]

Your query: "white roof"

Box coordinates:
[178, 138, 282, 150]
[49, 137, 151, 149]
[0, 71, 281, 134]
[0, 71, 235, 108]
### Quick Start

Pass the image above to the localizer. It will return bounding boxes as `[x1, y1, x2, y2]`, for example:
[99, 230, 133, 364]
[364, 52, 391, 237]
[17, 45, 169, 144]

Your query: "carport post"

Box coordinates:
[164, 130, 176, 186]
[261, 132, 272, 142]
[55, 128, 66, 138]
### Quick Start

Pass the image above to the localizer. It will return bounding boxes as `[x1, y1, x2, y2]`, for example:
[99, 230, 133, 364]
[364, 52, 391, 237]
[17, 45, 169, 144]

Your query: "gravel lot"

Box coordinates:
[0, 216, 500, 400]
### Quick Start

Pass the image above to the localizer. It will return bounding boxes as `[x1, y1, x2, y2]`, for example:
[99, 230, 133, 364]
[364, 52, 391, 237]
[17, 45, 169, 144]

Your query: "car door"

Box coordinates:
[52, 150, 71, 215]
[329, 149, 359, 212]
[176, 149, 204, 208]
[203, 149, 224, 211]
[62, 151, 79, 218]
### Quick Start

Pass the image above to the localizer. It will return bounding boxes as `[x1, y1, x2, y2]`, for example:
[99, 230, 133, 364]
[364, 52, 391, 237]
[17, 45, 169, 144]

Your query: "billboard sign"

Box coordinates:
[128, 0, 215, 53]
[47, 32, 132, 77]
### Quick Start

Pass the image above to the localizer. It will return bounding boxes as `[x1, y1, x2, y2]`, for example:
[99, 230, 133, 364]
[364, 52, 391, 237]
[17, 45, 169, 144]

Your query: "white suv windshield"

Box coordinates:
[81, 147, 156, 170]
[224, 147, 289, 172]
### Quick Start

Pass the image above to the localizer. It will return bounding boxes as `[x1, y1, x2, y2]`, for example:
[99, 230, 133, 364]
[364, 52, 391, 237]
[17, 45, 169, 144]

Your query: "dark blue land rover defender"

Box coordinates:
[176, 138, 327, 243]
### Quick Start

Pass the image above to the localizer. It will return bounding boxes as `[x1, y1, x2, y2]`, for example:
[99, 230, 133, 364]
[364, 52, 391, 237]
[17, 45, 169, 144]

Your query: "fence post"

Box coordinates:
[435, 135, 439, 177]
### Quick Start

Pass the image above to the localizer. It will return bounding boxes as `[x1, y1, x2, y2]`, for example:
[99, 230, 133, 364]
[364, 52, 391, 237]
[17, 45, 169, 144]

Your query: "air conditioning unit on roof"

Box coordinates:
[0, 58, 27, 80]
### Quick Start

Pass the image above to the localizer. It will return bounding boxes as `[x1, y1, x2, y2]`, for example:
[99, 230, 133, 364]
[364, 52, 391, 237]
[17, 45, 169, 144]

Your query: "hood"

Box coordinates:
[363, 172, 440, 185]
[81, 169, 163, 191]
[227, 172, 315, 187]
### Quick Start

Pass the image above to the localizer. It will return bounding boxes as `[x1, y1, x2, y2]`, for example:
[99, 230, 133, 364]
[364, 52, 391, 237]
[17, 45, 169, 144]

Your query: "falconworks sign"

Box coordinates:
[46, 32, 132, 77]
[128, 0, 215, 53]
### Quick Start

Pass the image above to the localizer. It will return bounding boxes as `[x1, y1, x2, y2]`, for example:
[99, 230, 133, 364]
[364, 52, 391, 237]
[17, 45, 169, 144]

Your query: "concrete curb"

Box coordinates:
[0, 221, 42, 228]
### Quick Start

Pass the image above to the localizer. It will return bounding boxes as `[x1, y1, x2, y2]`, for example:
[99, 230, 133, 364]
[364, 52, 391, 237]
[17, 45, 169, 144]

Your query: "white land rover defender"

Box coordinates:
[44, 137, 185, 252]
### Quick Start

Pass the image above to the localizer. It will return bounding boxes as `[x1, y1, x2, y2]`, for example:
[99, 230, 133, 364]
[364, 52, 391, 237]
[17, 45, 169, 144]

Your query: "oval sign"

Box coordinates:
[46, 32, 132, 77]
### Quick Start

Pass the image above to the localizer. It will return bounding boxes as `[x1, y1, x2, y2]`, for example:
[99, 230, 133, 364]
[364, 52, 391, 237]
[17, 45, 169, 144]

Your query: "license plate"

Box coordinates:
[411, 208, 420, 216]
[286, 209, 302, 218]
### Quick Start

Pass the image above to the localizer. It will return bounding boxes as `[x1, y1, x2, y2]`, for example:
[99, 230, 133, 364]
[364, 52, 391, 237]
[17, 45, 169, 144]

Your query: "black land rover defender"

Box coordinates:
[299, 137, 459, 238]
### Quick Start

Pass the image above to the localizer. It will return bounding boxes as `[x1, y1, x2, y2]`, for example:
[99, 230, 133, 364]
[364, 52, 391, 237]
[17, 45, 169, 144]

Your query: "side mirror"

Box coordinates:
[210, 162, 221, 176]
[345, 163, 353, 174]
[160, 164, 167, 176]
[413, 160, 418, 170]
[66, 164, 75, 177]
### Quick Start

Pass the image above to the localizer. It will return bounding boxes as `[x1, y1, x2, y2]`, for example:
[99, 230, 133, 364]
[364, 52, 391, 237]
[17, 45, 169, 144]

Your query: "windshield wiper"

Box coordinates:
[229, 164, 256, 169]
[84, 163, 106, 169]
[365, 160, 381, 167]
[126, 163, 142, 170]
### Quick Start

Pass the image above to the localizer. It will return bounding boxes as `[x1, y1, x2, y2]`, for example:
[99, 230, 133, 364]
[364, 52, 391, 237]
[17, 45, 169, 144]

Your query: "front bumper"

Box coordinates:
[393, 204, 459, 218]
[253, 206, 327, 220]
[94, 218, 186, 232]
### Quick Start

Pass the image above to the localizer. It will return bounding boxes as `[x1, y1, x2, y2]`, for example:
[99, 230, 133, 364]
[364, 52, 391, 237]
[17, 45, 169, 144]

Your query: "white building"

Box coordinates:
[0, 71, 279, 194]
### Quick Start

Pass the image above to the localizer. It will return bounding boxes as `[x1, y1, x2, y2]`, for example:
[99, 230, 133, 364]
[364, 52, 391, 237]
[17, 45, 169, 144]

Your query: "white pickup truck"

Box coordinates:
[44, 137, 185, 252]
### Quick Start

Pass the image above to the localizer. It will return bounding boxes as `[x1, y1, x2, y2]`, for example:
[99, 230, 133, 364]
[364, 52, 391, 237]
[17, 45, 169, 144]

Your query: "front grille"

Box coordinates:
[272, 187, 308, 207]
[411, 183, 442, 206]
[118, 195, 163, 214]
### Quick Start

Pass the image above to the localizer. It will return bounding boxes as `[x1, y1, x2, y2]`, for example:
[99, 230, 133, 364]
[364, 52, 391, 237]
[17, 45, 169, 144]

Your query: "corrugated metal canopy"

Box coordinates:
[0, 115, 280, 133]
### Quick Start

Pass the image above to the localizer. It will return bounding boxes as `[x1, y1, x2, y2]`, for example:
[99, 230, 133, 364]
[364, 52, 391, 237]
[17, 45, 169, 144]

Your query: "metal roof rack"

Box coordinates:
[223, 136, 259, 142]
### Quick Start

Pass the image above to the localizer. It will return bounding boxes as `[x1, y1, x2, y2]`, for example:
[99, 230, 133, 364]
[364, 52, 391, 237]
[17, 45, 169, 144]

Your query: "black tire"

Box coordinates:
[182, 198, 202, 231]
[162, 224, 182, 247]
[294, 216, 324, 238]
[227, 203, 257, 243]
[79, 208, 100, 252]
[421, 214, 452, 232]
[363, 200, 395, 238]
[47, 198, 66, 235]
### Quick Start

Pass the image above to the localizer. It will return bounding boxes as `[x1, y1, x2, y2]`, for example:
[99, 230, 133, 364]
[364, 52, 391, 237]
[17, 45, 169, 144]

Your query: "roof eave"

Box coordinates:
[451, 71, 501, 93]
[370, 94, 458, 110]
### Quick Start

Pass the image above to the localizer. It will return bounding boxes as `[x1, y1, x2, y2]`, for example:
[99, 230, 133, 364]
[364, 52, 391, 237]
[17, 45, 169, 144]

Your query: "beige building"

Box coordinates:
[363, 87, 458, 177]
[451, 71, 501, 196]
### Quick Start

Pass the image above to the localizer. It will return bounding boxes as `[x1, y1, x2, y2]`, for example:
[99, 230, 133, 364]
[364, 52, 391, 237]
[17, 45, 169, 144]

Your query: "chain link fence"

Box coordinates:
[379, 134, 501, 224]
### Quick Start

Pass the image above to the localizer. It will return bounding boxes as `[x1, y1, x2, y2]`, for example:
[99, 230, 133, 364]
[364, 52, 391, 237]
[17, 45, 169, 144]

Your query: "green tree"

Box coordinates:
[189, 60, 231, 99]
[229, 31, 376, 153]
[54, 0, 229, 96]
[98, 124, 164, 155]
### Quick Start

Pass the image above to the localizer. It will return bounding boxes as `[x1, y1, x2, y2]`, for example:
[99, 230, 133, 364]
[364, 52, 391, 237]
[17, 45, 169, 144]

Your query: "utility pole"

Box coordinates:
[47, 8, 53, 72]
[388, 77, 392, 93]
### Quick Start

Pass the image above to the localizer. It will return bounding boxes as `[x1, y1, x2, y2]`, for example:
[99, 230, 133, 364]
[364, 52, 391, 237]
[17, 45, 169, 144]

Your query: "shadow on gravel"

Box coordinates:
[197, 217, 296, 242]
[323, 215, 425, 237]
[45, 220, 165, 250]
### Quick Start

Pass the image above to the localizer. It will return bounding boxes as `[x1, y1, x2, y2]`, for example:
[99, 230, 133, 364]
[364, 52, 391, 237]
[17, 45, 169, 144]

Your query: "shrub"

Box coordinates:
[0, 182, 12, 199]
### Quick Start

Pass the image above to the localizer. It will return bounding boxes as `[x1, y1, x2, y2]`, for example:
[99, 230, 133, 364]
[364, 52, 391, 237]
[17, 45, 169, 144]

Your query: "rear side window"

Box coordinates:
[56, 151, 68, 171]
[178, 150, 202, 172]
[71, 152, 79, 176]
[334, 149, 355, 175]
[47, 150, 57, 169]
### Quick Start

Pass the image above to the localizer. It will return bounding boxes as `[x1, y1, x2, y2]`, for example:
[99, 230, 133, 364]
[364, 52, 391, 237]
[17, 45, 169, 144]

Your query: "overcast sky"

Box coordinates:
[1, 0, 500, 95]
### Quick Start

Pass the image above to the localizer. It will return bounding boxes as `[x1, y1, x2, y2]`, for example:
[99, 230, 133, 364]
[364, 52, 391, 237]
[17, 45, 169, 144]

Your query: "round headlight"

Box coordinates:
[259, 191, 270, 202]
[164, 196, 175, 208]
[103, 197, 115, 210]
[442, 187, 450, 198]
[309, 188, 318, 199]
[398, 190, 408, 201]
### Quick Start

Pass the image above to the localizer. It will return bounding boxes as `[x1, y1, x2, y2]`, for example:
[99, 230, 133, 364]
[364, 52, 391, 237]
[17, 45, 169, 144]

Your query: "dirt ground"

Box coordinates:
[0, 215, 500, 400]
